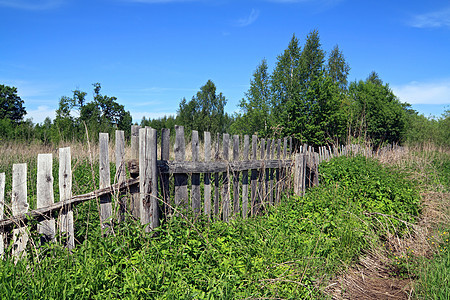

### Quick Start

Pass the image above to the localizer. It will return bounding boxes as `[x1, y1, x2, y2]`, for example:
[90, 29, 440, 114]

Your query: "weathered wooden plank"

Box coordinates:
[293, 154, 302, 196]
[275, 139, 281, 204]
[160, 128, 171, 217]
[268, 139, 274, 206]
[0, 172, 5, 256]
[174, 125, 188, 211]
[149, 127, 159, 230]
[214, 133, 220, 217]
[191, 131, 201, 215]
[115, 130, 126, 221]
[232, 135, 240, 216]
[130, 125, 141, 219]
[156, 159, 292, 174]
[251, 135, 258, 216]
[259, 138, 265, 209]
[0, 178, 139, 230]
[99, 133, 112, 234]
[222, 134, 230, 222]
[204, 131, 211, 218]
[59, 147, 74, 249]
[37, 153, 55, 244]
[242, 135, 249, 218]
[12, 163, 28, 259]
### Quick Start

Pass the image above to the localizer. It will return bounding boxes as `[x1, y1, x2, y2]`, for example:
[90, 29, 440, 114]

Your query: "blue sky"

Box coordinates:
[1, 0, 449, 124]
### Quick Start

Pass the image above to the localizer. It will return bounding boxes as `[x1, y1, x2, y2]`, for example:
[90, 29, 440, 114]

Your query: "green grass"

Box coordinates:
[0, 154, 425, 299]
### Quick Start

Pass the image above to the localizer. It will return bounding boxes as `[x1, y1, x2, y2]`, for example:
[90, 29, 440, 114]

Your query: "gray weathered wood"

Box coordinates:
[242, 135, 249, 218]
[149, 128, 159, 230]
[293, 154, 302, 196]
[0, 173, 5, 256]
[99, 133, 112, 234]
[232, 135, 240, 216]
[115, 130, 126, 221]
[191, 131, 201, 215]
[37, 153, 55, 244]
[275, 139, 281, 204]
[130, 125, 141, 219]
[161, 128, 171, 217]
[174, 125, 188, 211]
[59, 147, 74, 249]
[12, 163, 28, 259]
[140, 127, 159, 231]
[214, 133, 220, 217]
[204, 131, 211, 218]
[0, 178, 139, 230]
[251, 135, 258, 216]
[157, 159, 291, 174]
[222, 134, 230, 222]
[268, 139, 274, 206]
[259, 138, 265, 208]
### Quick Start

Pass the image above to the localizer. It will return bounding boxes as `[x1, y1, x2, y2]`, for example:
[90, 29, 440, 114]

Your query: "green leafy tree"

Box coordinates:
[271, 34, 302, 132]
[327, 45, 350, 91]
[349, 75, 407, 146]
[0, 84, 26, 122]
[177, 80, 228, 137]
[231, 59, 272, 136]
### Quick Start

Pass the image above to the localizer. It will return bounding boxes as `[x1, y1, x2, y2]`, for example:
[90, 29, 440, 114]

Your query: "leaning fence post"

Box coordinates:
[115, 130, 126, 222]
[12, 163, 28, 259]
[99, 132, 112, 235]
[59, 147, 74, 249]
[37, 153, 56, 244]
[0, 172, 5, 256]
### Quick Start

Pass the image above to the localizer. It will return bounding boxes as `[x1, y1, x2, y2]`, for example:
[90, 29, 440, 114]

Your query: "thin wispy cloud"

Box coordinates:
[392, 79, 450, 105]
[234, 9, 260, 27]
[0, 0, 63, 10]
[25, 106, 56, 124]
[408, 7, 450, 28]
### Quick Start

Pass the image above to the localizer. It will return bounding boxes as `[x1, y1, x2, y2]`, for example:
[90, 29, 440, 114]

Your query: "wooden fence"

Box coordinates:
[0, 124, 389, 259]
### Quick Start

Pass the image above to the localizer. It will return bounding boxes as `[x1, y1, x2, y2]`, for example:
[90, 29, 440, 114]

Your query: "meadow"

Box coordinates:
[0, 141, 448, 299]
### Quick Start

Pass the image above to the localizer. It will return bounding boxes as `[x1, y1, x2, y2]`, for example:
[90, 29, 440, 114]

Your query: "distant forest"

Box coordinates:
[1, 30, 449, 148]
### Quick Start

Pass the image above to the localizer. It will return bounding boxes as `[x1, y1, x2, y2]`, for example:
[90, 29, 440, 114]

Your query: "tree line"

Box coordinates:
[1, 30, 449, 148]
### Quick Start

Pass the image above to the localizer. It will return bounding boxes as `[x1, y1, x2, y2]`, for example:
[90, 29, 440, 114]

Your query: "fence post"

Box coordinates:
[191, 131, 201, 215]
[267, 139, 273, 206]
[59, 147, 74, 249]
[259, 138, 265, 209]
[99, 133, 112, 235]
[174, 125, 188, 211]
[115, 130, 126, 222]
[204, 131, 211, 218]
[161, 128, 171, 217]
[222, 134, 230, 222]
[214, 133, 220, 217]
[0, 172, 5, 256]
[232, 135, 240, 217]
[294, 154, 302, 196]
[242, 135, 249, 218]
[37, 153, 55, 244]
[251, 135, 258, 216]
[12, 163, 28, 259]
[276, 139, 281, 204]
[130, 125, 141, 219]
[149, 127, 159, 230]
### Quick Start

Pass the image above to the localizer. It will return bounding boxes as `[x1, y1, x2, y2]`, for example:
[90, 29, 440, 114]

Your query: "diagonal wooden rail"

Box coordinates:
[0, 178, 139, 231]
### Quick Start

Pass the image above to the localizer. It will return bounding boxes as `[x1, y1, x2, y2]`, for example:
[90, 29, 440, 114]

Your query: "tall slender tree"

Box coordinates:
[232, 59, 272, 136]
[327, 45, 350, 91]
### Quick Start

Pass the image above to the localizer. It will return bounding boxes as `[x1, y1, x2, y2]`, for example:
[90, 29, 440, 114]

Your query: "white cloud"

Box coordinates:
[0, 0, 63, 10]
[408, 7, 450, 28]
[25, 106, 56, 124]
[234, 9, 260, 27]
[392, 79, 450, 105]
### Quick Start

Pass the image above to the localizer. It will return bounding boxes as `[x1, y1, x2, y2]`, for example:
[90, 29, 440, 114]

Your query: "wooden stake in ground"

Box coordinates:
[37, 153, 55, 244]
[12, 163, 28, 259]
[59, 147, 74, 249]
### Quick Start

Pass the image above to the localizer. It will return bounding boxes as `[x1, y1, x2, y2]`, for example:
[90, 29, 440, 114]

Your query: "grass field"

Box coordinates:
[0, 142, 448, 299]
